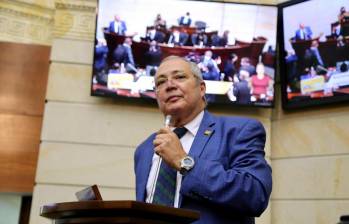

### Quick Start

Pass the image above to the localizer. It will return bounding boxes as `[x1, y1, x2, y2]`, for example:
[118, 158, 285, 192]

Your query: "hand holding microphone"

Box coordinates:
[153, 115, 186, 170]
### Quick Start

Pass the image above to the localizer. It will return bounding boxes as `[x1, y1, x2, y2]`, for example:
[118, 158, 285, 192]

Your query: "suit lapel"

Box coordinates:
[188, 111, 216, 158]
[179, 111, 216, 206]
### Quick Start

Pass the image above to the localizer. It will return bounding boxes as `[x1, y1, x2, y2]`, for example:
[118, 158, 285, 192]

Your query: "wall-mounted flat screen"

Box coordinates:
[91, 0, 277, 107]
[279, 0, 349, 109]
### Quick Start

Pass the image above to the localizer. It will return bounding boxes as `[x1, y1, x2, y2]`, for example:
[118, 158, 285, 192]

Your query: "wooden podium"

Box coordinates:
[40, 200, 200, 224]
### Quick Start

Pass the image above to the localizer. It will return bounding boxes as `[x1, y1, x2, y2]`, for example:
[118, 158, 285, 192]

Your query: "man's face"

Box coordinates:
[154, 58, 206, 116]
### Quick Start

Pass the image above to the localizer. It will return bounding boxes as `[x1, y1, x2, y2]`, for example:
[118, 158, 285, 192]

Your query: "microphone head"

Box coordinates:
[165, 115, 172, 127]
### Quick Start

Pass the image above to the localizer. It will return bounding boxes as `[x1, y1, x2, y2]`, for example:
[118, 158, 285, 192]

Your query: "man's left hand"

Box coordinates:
[153, 127, 187, 170]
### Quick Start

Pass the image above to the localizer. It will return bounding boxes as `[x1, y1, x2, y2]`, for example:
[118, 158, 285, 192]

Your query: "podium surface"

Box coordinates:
[40, 200, 200, 224]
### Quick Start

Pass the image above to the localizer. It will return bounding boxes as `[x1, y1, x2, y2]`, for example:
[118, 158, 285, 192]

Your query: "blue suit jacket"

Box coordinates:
[179, 16, 192, 26]
[294, 26, 312, 41]
[108, 20, 127, 35]
[134, 111, 272, 224]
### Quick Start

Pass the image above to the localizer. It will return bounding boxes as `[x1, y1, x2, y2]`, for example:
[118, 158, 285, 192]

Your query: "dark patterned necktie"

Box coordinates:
[152, 127, 187, 206]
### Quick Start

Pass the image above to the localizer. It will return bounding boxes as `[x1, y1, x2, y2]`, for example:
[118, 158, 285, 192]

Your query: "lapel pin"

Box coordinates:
[204, 130, 212, 136]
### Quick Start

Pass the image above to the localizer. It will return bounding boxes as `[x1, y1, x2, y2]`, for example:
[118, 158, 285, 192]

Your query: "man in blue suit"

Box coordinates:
[108, 15, 127, 35]
[134, 56, 272, 224]
[294, 23, 313, 41]
[179, 12, 192, 27]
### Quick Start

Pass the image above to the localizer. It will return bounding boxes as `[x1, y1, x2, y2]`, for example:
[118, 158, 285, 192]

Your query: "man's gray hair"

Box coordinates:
[160, 55, 203, 83]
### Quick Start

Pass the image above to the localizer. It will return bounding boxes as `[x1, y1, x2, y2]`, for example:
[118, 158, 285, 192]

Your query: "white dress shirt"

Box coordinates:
[145, 110, 204, 207]
[114, 21, 122, 34]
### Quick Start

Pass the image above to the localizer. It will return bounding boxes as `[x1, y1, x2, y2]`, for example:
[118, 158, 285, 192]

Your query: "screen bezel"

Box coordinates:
[278, 0, 349, 110]
[90, 0, 278, 108]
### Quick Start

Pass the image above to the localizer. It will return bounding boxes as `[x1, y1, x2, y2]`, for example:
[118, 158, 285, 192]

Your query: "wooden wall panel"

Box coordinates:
[36, 142, 135, 188]
[0, 42, 50, 193]
[0, 41, 50, 116]
[0, 114, 42, 192]
[30, 184, 135, 224]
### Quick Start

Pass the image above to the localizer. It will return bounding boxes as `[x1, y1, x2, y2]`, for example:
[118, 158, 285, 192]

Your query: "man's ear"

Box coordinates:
[200, 81, 206, 97]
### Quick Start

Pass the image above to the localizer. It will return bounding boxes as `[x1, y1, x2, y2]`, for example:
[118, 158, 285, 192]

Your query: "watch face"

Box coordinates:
[183, 157, 192, 166]
[182, 156, 194, 168]
[180, 156, 194, 175]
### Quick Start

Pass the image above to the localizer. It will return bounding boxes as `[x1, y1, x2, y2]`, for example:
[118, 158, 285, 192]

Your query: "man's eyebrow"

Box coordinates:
[156, 70, 185, 79]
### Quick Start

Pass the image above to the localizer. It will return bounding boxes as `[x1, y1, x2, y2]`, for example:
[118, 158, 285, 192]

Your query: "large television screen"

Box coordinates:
[91, 0, 277, 107]
[279, 0, 349, 109]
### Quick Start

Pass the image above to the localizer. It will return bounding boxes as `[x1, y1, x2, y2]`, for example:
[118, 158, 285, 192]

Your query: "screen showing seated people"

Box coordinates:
[91, 0, 277, 107]
[279, 0, 349, 109]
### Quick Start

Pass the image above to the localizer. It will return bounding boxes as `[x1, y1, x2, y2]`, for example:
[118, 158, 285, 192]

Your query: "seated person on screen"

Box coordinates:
[340, 62, 349, 72]
[154, 13, 166, 30]
[300, 66, 318, 80]
[294, 23, 313, 41]
[250, 63, 273, 100]
[338, 6, 347, 23]
[210, 33, 220, 47]
[145, 26, 166, 43]
[223, 53, 238, 82]
[134, 55, 272, 224]
[239, 57, 256, 77]
[232, 70, 251, 104]
[336, 36, 349, 62]
[202, 62, 220, 81]
[185, 51, 201, 64]
[168, 29, 189, 46]
[93, 39, 108, 85]
[211, 30, 231, 47]
[178, 12, 192, 27]
[144, 40, 162, 76]
[339, 7, 349, 36]
[108, 14, 127, 35]
[285, 50, 299, 90]
[198, 50, 220, 74]
[219, 30, 231, 46]
[94, 39, 108, 73]
[331, 22, 342, 38]
[191, 29, 208, 47]
[304, 40, 325, 69]
[112, 37, 137, 73]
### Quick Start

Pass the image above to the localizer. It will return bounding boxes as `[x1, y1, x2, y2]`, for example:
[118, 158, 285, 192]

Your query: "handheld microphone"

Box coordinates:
[147, 114, 172, 203]
[165, 115, 172, 127]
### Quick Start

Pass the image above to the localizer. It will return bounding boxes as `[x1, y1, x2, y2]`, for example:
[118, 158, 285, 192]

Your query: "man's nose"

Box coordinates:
[165, 78, 177, 89]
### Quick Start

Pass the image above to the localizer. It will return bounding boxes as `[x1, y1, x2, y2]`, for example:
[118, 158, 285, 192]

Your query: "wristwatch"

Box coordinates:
[179, 156, 195, 175]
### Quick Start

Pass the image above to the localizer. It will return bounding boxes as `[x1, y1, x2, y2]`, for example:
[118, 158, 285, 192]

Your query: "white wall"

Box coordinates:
[283, 0, 348, 51]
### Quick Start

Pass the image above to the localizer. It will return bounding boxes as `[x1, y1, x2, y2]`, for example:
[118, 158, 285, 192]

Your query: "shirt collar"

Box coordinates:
[183, 110, 204, 137]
